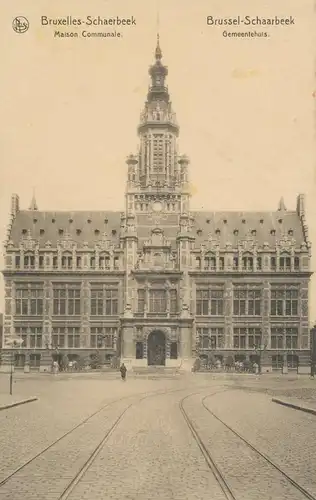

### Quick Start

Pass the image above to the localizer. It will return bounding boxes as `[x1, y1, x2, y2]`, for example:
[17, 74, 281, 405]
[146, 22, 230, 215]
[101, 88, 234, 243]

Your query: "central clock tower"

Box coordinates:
[124, 35, 191, 224]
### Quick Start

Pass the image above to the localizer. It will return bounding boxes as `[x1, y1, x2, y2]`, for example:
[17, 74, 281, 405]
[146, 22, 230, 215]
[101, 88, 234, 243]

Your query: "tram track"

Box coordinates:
[0, 386, 184, 488]
[0, 383, 218, 499]
[202, 394, 316, 500]
[180, 391, 316, 500]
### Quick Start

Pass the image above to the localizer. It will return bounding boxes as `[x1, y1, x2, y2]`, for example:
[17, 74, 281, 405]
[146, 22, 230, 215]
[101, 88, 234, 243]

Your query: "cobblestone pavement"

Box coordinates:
[0, 374, 206, 483]
[1, 373, 315, 499]
[202, 389, 316, 498]
[65, 387, 227, 500]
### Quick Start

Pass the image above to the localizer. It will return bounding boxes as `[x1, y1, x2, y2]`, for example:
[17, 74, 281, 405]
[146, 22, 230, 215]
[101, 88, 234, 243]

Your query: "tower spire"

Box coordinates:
[155, 33, 162, 61]
[29, 188, 38, 211]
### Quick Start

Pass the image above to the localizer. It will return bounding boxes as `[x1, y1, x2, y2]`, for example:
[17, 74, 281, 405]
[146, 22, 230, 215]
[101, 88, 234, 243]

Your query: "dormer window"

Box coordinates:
[251, 230, 257, 236]
[95, 229, 100, 236]
[69, 218, 73, 223]
[288, 229, 293, 236]
[197, 230, 202, 236]
[112, 229, 117, 236]
[215, 229, 221, 235]
[87, 219, 92, 224]
[242, 219, 246, 224]
[104, 219, 108, 224]
[52, 218, 56, 223]
[233, 229, 239, 236]
[260, 219, 264, 224]
[278, 219, 283, 224]
[76, 229, 82, 236]
[33, 218, 38, 224]
[206, 219, 211, 224]
[40, 229, 45, 236]
[223, 219, 227, 224]
[22, 229, 27, 235]
[270, 229, 276, 236]
[59, 229, 64, 236]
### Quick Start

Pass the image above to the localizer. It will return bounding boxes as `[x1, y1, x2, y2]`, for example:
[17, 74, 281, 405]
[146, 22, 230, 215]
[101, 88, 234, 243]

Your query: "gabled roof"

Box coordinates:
[9, 211, 122, 248]
[192, 210, 305, 249]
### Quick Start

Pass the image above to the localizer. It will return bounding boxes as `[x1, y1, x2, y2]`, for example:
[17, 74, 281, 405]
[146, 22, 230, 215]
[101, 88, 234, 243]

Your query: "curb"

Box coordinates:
[272, 397, 316, 416]
[0, 397, 38, 411]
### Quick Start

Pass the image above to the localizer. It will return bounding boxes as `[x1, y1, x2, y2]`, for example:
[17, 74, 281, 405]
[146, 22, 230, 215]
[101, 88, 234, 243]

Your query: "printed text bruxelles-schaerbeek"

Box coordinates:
[41, 16, 136, 26]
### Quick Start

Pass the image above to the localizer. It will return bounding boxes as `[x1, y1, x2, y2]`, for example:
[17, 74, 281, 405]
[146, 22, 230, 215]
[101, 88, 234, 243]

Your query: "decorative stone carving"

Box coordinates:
[277, 233, 296, 251]
[206, 235, 220, 251]
[238, 234, 256, 252]
[21, 231, 37, 251]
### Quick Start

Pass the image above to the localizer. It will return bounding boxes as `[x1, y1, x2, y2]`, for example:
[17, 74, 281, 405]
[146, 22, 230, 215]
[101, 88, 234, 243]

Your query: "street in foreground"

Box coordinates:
[0, 372, 315, 500]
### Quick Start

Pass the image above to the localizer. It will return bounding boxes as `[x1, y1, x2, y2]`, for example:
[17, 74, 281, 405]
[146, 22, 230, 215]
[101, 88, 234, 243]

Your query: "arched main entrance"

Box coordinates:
[147, 330, 166, 366]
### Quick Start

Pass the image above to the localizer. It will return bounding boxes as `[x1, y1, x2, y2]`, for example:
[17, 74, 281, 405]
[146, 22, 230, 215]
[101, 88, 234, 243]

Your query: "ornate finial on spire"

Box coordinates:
[29, 188, 38, 211]
[277, 196, 287, 212]
[155, 33, 162, 61]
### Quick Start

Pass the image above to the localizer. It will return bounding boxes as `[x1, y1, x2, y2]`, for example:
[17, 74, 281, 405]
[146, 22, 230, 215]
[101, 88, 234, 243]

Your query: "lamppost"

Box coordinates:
[5, 337, 24, 395]
[252, 342, 267, 375]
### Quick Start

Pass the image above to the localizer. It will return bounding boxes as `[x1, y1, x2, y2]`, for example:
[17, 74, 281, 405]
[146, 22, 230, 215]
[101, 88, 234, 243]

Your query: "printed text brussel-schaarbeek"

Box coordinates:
[207, 15, 295, 26]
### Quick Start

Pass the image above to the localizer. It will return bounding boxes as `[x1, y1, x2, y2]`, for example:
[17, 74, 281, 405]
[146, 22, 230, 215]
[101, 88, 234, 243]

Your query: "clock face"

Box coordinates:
[152, 201, 163, 213]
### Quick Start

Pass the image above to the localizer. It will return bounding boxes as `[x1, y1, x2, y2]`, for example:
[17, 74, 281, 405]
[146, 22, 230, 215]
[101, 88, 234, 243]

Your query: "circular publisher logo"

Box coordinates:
[12, 16, 29, 34]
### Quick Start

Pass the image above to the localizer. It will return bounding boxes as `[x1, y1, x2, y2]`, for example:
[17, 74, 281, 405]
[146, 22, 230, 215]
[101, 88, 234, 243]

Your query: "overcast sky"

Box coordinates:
[0, 0, 315, 320]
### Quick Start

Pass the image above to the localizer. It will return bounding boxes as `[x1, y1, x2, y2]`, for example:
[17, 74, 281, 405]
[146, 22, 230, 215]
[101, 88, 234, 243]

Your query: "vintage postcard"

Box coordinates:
[0, 0, 315, 499]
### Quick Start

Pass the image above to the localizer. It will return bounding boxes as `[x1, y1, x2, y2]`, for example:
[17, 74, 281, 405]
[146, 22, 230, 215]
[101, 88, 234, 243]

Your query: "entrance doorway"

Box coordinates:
[147, 330, 166, 366]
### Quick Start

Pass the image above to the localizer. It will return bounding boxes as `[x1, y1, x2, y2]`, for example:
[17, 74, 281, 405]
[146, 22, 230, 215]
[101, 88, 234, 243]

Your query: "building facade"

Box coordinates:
[1, 38, 312, 373]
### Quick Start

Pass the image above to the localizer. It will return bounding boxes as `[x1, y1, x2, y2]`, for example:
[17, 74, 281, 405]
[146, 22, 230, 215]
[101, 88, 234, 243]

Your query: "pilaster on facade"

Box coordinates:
[81, 279, 90, 348]
[224, 280, 233, 349]
[43, 280, 53, 348]
[300, 280, 309, 349]
[262, 280, 271, 349]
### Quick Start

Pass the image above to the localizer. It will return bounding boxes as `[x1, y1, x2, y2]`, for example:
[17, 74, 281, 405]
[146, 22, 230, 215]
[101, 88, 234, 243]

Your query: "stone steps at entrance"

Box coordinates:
[132, 366, 181, 376]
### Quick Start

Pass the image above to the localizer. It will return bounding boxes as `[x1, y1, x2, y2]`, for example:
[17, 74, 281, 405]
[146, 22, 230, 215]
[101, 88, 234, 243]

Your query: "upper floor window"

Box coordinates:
[15, 327, 28, 348]
[204, 255, 216, 270]
[99, 254, 110, 270]
[233, 288, 261, 316]
[15, 255, 20, 269]
[52, 327, 65, 348]
[90, 327, 116, 349]
[62, 255, 73, 269]
[233, 327, 262, 349]
[90, 287, 118, 316]
[197, 327, 224, 349]
[15, 286, 43, 316]
[271, 327, 298, 349]
[270, 286, 298, 316]
[242, 256, 253, 271]
[294, 256, 300, 271]
[196, 289, 224, 316]
[149, 289, 167, 314]
[24, 254, 35, 269]
[30, 327, 43, 348]
[170, 289, 178, 314]
[279, 254, 291, 271]
[53, 285, 81, 315]
[138, 289, 145, 313]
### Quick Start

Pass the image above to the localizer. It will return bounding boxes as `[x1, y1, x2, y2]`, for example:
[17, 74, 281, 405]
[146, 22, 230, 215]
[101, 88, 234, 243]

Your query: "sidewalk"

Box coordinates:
[0, 393, 38, 411]
[272, 396, 316, 416]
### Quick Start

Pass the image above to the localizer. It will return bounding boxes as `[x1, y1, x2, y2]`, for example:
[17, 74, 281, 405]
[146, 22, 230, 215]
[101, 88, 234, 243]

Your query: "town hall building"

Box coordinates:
[1, 38, 312, 373]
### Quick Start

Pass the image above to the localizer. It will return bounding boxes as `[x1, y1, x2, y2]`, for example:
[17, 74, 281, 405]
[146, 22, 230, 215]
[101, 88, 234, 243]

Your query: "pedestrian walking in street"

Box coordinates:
[120, 363, 127, 381]
[53, 360, 59, 375]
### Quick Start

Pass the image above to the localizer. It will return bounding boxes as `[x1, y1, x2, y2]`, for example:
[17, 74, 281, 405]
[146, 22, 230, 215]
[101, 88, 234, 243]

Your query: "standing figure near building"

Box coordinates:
[120, 363, 127, 381]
